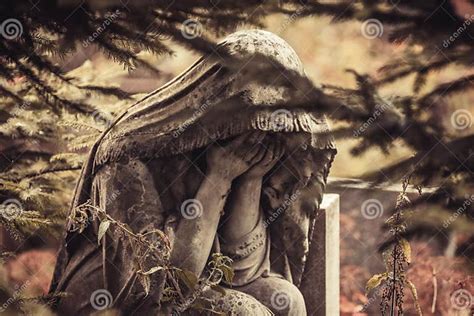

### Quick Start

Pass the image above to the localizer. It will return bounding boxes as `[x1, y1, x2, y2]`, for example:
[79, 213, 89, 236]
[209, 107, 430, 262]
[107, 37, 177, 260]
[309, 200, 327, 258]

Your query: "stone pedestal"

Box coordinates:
[300, 193, 340, 316]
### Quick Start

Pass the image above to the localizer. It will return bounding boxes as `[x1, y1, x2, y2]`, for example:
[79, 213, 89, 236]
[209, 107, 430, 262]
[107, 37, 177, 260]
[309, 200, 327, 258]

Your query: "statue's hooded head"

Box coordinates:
[94, 29, 336, 171]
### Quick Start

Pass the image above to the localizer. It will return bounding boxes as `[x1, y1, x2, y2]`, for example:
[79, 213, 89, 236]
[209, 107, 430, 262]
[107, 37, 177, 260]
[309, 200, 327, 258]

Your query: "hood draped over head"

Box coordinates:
[93, 29, 336, 172]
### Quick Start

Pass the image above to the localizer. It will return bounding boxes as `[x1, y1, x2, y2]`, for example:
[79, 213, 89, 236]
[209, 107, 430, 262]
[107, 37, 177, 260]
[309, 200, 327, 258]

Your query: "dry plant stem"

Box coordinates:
[381, 175, 419, 316]
[390, 241, 398, 316]
[167, 270, 185, 302]
[431, 267, 437, 313]
[95, 207, 167, 251]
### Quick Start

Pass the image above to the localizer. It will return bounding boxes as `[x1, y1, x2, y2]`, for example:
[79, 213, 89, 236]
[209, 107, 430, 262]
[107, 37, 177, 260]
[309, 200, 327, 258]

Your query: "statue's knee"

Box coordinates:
[212, 289, 272, 315]
[268, 280, 306, 315]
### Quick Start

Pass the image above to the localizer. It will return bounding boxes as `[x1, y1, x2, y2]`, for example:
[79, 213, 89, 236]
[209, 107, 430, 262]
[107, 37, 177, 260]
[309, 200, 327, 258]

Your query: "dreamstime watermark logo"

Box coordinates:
[172, 102, 210, 138]
[450, 289, 473, 311]
[276, 5, 306, 34]
[9, 101, 30, 120]
[353, 102, 390, 137]
[271, 290, 291, 311]
[105, 189, 121, 206]
[180, 199, 203, 219]
[442, 14, 474, 48]
[361, 19, 384, 39]
[1, 18, 23, 40]
[92, 110, 114, 128]
[361, 283, 390, 312]
[17, 101, 27, 109]
[361, 198, 384, 219]
[90, 289, 113, 310]
[270, 109, 293, 132]
[0, 280, 30, 313]
[1, 199, 24, 220]
[181, 19, 202, 39]
[82, 10, 121, 47]
[450, 109, 472, 130]
[443, 194, 474, 228]
[263, 189, 301, 228]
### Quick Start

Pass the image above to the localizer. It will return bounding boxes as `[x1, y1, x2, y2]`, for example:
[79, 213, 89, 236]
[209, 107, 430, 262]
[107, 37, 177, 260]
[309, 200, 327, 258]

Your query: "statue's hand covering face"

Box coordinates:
[49, 29, 336, 315]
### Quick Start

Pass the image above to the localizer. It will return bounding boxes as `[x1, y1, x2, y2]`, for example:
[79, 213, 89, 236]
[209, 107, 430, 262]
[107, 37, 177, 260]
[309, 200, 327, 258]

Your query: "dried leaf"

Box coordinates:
[139, 266, 164, 275]
[400, 238, 412, 264]
[406, 280, 422, 316]
[139, 274, 151, 296]
[177, 269, 198, 290]
[220, 265, 234, 284]
[365, 272, 388, 295]
[97, 220, 110, 244]
[210, 284, 226, 296]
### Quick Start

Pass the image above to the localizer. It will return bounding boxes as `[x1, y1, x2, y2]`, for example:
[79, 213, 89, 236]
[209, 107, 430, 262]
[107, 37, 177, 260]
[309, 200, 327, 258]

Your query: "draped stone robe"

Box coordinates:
[51, 152, 206, 314]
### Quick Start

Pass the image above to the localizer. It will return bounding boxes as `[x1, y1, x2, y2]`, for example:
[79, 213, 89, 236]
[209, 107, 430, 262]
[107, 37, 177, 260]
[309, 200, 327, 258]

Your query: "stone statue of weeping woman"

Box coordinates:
[49, 30, 336, 315]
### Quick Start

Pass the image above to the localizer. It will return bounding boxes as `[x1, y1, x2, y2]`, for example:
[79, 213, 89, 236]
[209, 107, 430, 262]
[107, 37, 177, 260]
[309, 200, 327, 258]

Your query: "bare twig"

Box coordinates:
[431, 267, 437, 314]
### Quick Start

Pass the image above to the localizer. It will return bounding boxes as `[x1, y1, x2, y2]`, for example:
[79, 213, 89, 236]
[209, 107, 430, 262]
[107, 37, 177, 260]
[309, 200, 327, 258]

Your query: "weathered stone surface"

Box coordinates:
[300, 193, 340, 316]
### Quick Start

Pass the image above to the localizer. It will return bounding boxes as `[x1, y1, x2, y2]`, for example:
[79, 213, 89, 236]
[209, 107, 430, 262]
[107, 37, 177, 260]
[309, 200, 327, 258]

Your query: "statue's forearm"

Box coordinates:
[170, 172, 231, 276]
[220, 176, 262, 241]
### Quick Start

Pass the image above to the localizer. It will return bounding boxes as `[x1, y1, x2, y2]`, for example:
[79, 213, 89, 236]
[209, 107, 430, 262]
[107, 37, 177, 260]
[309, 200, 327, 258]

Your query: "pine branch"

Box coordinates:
[1, 166, 82, 182]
